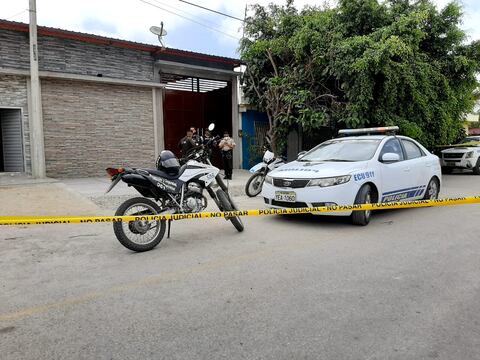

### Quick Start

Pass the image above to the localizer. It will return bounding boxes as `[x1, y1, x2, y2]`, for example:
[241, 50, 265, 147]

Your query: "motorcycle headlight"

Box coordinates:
[264, 175, 273, 185]
[465, 151, 474, 158]
[307, 175, 351, 187]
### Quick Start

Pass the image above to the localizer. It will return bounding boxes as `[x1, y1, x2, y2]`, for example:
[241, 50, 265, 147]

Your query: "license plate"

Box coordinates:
[275, 191, 296, 203]
[446, 162, 456, 166]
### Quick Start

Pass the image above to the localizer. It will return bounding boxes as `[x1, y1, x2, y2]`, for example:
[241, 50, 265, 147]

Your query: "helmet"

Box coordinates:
[156, 150, 180, 175]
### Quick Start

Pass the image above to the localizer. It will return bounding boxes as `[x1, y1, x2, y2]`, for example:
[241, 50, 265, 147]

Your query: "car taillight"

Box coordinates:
[106, 167, 124, 177]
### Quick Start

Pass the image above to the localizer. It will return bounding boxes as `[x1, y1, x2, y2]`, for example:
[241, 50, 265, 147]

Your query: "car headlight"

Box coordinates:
[264, 175, 273, 185]
[465, 151, 474, 158]
[307, 175, 351, 187]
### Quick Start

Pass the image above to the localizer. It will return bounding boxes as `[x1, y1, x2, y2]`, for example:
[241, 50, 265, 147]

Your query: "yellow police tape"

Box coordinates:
[0, 196, 479, 226]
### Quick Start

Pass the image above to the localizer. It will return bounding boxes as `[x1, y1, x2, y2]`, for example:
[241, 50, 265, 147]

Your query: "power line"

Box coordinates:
[178, 0, 245, 22]
[5, 9, 28, 21]
[150, 0, 226, 30]
[138, 0, 241, 40]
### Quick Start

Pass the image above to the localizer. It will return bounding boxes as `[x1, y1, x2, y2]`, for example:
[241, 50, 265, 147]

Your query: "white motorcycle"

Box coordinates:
[245, 149, 285, 197]
[105, 125, 243, 252]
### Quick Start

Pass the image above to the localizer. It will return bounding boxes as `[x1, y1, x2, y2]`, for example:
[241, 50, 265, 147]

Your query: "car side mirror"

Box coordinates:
[381, 152, 400, 163]
[297, 151, 307, 159]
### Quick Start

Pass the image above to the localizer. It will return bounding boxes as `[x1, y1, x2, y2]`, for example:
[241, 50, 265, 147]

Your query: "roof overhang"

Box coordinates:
[156, 60, 240, 81]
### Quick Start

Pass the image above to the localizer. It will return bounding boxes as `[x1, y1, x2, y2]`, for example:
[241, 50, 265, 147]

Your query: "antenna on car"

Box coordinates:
[150, 22, 167, 48]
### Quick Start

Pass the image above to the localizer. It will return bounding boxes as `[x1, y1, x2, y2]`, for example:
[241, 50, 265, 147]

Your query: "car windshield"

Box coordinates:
[299, 139, 381, 162]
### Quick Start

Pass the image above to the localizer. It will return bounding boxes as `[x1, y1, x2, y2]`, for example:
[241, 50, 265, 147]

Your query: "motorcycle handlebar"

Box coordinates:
[179, 134, 221, 164]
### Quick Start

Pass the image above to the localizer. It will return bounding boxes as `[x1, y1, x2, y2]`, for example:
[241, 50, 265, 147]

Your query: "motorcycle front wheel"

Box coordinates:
[113, 197, 166, 252]
[245, 172, 265, 197]
[216, 189, 244, 232]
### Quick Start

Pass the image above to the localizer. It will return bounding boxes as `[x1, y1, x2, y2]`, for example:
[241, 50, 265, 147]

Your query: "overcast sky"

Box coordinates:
[1, 0, 479, 58]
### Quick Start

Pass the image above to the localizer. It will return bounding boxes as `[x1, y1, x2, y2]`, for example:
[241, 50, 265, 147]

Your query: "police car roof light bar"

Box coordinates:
[338, 126, 399, 136]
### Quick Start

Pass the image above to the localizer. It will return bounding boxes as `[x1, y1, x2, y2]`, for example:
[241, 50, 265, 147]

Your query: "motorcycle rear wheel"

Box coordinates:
[113, 197, 166, 252]
[216, 189, 244, 232]
[245, 172, 265, 197]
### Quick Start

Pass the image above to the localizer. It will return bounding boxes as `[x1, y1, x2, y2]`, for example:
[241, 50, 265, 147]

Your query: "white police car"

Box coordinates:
[261, 127, 442, 225]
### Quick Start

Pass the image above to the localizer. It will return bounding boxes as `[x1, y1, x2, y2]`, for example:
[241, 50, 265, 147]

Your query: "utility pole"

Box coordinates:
[29, 0, 46, 178]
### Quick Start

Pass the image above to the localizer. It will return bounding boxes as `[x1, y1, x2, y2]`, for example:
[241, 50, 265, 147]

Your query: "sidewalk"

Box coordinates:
[62, 169, 252, 210]
[0, 173, 104, 217]
[0, 169, 252, 217]
[0, 182, 103, 217]
[0, 172, 58, 187]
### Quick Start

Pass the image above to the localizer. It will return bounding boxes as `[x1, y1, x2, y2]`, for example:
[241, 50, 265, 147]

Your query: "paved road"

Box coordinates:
[1, 175, 479, 359]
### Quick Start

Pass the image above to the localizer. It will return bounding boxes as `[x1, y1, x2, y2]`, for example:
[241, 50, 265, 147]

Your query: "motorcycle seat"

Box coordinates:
[143, 164, 188, 180]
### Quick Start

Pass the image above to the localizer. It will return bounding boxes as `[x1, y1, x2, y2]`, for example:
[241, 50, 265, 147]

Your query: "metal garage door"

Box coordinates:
[0, 109, 24, 172]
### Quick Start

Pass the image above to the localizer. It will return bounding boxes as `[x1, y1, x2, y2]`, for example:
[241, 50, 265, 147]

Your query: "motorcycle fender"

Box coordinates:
[105, 175, 122, 194]
[249, 163, 266, 173]
[199, 172, 216, 186]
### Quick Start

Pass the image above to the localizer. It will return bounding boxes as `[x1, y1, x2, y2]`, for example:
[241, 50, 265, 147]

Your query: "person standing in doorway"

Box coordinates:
[190, 126, 201, 145]
[203, 130, 212, 144]
[179, 129, 196, 156]
[219, 131, 235, 180]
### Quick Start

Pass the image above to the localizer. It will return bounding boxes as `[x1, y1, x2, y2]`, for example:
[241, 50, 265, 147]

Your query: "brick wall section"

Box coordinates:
[0, 30, 154, 81]
[0, 75, 31, 173]
[41, 79, 155, 177]
[0, 31, 30, 70]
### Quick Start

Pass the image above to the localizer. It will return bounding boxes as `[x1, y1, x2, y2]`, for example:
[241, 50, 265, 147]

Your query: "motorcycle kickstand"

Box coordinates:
[167, 219, 172, 238]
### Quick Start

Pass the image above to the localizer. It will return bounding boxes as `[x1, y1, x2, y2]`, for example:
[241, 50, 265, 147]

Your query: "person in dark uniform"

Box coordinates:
[179, 129, 196, 156]
[190, 126, 201, 145]
[203, 130, 212, 144]
[218, 131, 236, 180]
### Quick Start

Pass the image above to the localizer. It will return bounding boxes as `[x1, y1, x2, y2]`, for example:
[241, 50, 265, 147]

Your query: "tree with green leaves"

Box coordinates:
[240, 0, 480, 152]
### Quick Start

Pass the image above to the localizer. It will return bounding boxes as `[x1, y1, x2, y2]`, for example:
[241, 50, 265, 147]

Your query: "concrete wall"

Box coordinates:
[41, 79, 155, 177]
[0, 75, 31, 173]
[0, 30, 154, 81]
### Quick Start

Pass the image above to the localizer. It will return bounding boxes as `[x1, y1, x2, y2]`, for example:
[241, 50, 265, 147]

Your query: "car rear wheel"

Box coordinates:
[351, 184, 373, 226]
[423, 178, 440, 200]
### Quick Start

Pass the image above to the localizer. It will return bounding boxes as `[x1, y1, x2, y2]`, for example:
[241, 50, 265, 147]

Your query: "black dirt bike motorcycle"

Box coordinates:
[105, 125, 243, 252]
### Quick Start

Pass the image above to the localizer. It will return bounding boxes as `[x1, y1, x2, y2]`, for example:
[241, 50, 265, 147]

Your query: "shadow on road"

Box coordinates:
[265, 207, 415, 228]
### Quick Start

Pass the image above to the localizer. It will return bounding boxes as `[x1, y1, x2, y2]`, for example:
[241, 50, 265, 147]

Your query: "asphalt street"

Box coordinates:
[1, 174, 480, 359]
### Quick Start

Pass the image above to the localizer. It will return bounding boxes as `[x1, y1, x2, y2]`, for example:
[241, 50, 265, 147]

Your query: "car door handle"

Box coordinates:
[403, 167, 411, 172]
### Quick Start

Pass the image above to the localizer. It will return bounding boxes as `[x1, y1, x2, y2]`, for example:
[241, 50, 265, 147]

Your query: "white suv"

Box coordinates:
[440, 136, 480, 175]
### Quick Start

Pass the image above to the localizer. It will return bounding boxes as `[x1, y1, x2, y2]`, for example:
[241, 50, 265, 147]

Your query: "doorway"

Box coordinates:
[162, 74, 232, 168]
[0, 108, 24, 172]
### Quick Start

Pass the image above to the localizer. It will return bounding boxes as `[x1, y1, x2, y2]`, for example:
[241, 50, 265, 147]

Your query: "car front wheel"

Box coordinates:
[351, 184, 373, 226]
